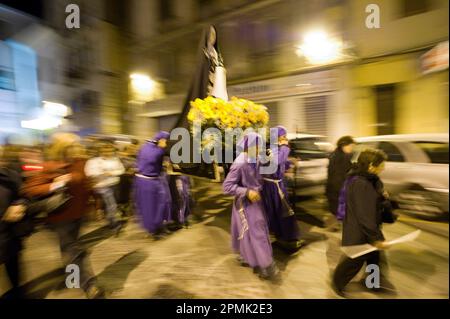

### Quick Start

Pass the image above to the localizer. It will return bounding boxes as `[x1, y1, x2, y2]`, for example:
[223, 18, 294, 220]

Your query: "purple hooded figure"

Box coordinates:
[223, 132, 278, 279]
[261, 126, 301, 249]
[168, 174, 194, 227]
[134, 131, 172, 237]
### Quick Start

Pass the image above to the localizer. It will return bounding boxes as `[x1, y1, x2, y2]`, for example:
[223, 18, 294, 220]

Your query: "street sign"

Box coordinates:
[420, 41, 449, 75]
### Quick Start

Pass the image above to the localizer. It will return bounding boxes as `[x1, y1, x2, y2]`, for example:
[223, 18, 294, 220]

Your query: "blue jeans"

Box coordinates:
[96, 187, 118, 226]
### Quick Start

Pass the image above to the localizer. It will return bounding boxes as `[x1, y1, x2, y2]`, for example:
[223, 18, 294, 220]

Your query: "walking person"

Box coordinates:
[117, 145, 138, 218]
[168, 175, 194, 229]
[85, 142, 125, 231]
[134, 131, 172, 239]
[0, 163, 26, 299]
[223, 132, 278, 279]
[261, 126, 302, 252]
[325, 136, 355, 230]
[22, 133, 104, 299]
[332, 148, 396, 297]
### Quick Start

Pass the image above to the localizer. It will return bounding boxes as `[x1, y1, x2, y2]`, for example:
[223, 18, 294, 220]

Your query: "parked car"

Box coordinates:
[285, 133, 333, 197]
[354, 134, 449, 219]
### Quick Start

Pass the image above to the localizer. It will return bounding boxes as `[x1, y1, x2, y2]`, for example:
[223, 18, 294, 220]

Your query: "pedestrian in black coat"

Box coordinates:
[332, 148, 397, 297]
[0, 167, 27, 299]
[326, 136, 355, 216]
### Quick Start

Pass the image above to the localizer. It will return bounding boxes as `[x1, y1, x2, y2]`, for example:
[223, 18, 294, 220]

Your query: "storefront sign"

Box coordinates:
[421, 41, 449, 75]
[228, 70, 338, 101]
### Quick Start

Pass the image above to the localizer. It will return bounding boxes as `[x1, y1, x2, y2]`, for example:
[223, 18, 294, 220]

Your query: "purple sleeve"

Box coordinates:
[279, 145, 292, 171]
[137, 147, 145, 173]
[222, 163, 248, 198]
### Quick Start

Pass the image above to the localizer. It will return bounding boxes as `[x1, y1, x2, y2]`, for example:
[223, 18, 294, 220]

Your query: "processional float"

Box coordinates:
[168, 25, 269, 182]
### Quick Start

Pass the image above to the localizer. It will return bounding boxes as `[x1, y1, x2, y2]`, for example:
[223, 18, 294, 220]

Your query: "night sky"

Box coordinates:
[0, 0, 44, 18]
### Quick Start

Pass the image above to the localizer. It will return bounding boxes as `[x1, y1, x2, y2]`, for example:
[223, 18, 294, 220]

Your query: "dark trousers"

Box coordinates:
[50, 219, 95, 291]
[333, 251, 388, 291]
[4, 237, 21, 289]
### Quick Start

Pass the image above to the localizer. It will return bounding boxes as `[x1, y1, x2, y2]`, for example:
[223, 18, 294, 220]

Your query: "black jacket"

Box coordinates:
[342, 171, 388, 246]
[326, 149, 353, 214]
[0, 168, 23, 263]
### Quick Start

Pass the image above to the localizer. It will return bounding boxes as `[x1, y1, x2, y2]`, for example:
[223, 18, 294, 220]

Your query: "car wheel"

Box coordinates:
[395, 186, 447, 220]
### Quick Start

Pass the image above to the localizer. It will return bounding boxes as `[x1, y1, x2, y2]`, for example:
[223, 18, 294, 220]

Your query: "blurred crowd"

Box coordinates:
[1, 129, 399, 299]
[0, 132, 193, 299]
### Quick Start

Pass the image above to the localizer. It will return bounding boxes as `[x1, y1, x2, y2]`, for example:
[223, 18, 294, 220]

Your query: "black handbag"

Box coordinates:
[380, 199, 398, 224]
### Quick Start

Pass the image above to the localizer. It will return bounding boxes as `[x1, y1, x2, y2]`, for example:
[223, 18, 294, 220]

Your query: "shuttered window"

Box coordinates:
[264, 101, 279, 128]
[304, 95, 328, 136]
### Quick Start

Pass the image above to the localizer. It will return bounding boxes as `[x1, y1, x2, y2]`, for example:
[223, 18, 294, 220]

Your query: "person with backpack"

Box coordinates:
[332, 148, 397, 297]
[325, 136, 355, 231]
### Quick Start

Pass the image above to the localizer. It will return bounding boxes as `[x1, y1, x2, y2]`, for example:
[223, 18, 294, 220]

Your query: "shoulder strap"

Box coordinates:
[336, 176, 358, 221]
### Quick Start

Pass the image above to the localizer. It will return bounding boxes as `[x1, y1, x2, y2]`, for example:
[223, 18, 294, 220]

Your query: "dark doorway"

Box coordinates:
[375, 84, 396, 135]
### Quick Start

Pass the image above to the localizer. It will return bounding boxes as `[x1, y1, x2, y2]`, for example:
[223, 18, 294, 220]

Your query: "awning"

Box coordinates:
[420, 41, 449, 75]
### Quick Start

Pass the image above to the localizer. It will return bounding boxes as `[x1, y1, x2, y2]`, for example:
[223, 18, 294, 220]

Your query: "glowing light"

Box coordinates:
[22, 165, 44, 171]
[21, 116, 62, 130]
[296, 30, 342, 65]
[130, 73, 155, 94]
[43, 101, 71, 117]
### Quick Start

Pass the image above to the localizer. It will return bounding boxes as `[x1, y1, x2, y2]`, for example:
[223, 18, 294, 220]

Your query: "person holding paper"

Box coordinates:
[332, 149, 396, 297]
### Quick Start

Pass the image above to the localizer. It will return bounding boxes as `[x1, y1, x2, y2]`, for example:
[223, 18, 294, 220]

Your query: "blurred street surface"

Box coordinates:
[1, 179, 448, 299]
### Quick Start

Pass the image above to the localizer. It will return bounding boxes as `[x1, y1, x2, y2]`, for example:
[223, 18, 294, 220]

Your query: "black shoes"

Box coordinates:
[236, 256, 250, 267]
[151, 226, 171, 240]
[1, 287, 25, 299]
[275, 239, 306, 253]
[85, 285, 105, 299]
[258, 263, 280, 280]
[331, 282, 347, 298]
[359, 277, 397, 295]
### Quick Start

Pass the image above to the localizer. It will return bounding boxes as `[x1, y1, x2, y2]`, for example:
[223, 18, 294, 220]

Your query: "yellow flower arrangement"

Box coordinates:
[188, 96, 269, 131]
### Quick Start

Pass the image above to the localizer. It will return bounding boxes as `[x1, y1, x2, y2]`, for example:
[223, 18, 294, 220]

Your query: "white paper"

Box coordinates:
[386, 229, 421, 245]
[341, 244, 377, 259]
[341, 230, 422, 259]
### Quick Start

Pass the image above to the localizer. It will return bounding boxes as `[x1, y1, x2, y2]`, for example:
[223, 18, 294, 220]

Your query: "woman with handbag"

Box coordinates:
[332, 148, 397, 297]
[22, 133, 104, 299]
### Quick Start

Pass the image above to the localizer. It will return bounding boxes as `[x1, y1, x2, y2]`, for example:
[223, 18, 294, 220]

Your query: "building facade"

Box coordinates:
[128, 0, 449, 143]
[0, 0, 130, 141]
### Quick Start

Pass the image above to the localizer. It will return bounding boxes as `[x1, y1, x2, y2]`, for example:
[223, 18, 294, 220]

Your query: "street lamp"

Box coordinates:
[129, 73, 165, 103]
[296, 30, 342, 65]
[130, 73, 155, 98]
[21, 116, 62, 130]
[43, 101, 72, 117]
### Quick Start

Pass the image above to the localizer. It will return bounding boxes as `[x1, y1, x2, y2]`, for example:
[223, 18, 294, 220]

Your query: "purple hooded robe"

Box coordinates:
[261, 126, 300, 241]
[222, 133, 273, 269]
[134, 132, 172, 234]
